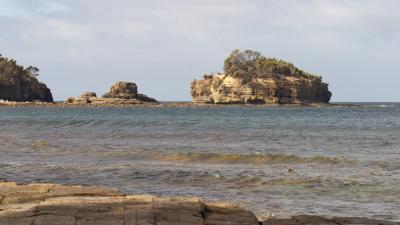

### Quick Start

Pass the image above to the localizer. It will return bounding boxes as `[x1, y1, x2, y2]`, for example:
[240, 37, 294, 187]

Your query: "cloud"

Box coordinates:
[0, 0, 399, 101]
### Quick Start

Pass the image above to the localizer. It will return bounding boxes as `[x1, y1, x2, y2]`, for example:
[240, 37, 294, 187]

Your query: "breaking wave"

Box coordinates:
[117, 150, 350, 165]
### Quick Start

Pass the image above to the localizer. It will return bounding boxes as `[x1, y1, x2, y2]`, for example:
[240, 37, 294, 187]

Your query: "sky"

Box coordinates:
[0, 0, 399, 102]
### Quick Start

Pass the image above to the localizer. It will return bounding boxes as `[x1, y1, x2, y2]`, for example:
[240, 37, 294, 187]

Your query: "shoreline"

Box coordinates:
[0, 101, 375, 108]
[0, 182, 398, 225]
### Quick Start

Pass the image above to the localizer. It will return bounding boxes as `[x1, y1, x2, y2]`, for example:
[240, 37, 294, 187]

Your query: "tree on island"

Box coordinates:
[0, 54, 53, 102]
[223, 49, 318, 84]
[0, 54, 39, 79]
[26, 66, 40, 77]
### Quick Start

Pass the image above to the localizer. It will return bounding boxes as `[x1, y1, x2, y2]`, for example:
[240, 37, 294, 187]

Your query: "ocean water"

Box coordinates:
[0, 103, 399, 220]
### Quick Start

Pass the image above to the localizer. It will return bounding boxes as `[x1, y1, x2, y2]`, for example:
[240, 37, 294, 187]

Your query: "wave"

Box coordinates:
[118, 150, 349, 165]
[369, 104, 396, 108]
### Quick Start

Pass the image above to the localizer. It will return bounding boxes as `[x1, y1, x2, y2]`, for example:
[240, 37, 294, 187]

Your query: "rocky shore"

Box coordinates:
[0, 182, 398, 225]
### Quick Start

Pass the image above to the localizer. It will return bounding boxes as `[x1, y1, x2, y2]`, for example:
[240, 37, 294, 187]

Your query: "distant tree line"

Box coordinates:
[223, 49, 319, 83]
[0, 54, 40, 82]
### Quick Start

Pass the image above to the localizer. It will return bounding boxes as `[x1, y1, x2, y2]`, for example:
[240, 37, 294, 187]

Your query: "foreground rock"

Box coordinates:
[191, 50, 331, 104]
[65, 81, 158, 106]
[0, 182, 398, 225]
[0, 182, 257, 225]
[0, 54, 53, 102]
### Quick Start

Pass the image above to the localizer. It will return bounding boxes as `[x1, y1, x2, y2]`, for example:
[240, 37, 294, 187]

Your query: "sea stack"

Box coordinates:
[191, 50, 332, 104]
[0, 54, 53, 102]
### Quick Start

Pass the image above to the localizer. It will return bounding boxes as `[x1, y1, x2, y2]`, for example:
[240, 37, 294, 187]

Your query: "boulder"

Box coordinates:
[103, 82, 138, 99]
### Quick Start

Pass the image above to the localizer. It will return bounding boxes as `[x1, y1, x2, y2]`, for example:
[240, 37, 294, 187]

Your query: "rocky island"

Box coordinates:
[0, 182, 397, 225]
[65, 81, 158, 106]
[0, 54, 53, 102]
[191, 50, 332, 104]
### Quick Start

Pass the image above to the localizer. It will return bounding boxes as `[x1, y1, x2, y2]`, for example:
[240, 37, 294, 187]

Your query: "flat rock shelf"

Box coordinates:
[0, 182, 398, 225]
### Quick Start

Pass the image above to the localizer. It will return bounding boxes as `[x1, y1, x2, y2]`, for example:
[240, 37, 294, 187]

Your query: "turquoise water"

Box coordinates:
[0, 103, 399, 220]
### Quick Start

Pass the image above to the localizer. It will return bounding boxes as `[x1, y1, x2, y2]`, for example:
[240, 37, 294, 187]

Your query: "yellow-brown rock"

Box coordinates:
[0, 182, 258, 225]
[191, 73, 331, 104]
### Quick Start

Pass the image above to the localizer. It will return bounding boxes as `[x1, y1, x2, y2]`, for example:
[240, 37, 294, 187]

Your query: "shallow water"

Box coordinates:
[0, 103, 399, 220]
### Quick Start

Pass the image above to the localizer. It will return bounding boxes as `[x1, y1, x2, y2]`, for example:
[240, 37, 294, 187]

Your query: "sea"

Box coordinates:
[0, 103, 399, 221]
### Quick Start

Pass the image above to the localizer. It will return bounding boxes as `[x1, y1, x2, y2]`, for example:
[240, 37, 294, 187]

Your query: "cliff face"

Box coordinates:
[0, 55, 53, 102]
[191, 74, 331, 104]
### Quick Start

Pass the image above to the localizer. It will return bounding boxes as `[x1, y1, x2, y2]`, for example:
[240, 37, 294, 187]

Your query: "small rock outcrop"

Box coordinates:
[65, 81, 158, 106]
[191, 50, 332, 104]
[0, 54, 53, 102]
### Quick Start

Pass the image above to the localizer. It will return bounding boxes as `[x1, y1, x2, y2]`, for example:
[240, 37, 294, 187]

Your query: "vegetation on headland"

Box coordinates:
[0, 54, 53, 102]
[223, 49, 319, 83]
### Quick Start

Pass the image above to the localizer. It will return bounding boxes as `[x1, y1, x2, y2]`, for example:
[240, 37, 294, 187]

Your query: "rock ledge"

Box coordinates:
[1, 182, 398, 225]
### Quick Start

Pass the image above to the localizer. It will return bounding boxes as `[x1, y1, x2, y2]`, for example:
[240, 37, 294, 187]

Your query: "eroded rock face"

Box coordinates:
[0, 182, 258, 225]
[191, 74, 332, 104]
[103, 82, 138, 99]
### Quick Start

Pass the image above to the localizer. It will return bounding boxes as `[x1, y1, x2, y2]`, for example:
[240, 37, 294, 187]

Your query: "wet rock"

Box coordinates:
[262, 215, 399, 225]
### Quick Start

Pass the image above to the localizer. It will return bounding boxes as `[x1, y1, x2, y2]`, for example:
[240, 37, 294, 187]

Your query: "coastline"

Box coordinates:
[0, 100, 369, 108]
[1, 182, 398, 225]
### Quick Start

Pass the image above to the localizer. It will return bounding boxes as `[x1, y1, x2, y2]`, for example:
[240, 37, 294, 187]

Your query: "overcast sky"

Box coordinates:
[0, 0, 399, 101]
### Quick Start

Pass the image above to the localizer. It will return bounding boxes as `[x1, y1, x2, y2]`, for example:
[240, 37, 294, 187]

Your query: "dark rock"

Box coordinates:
[0, 55, 53, 102]
[136, 94, 158, 103]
